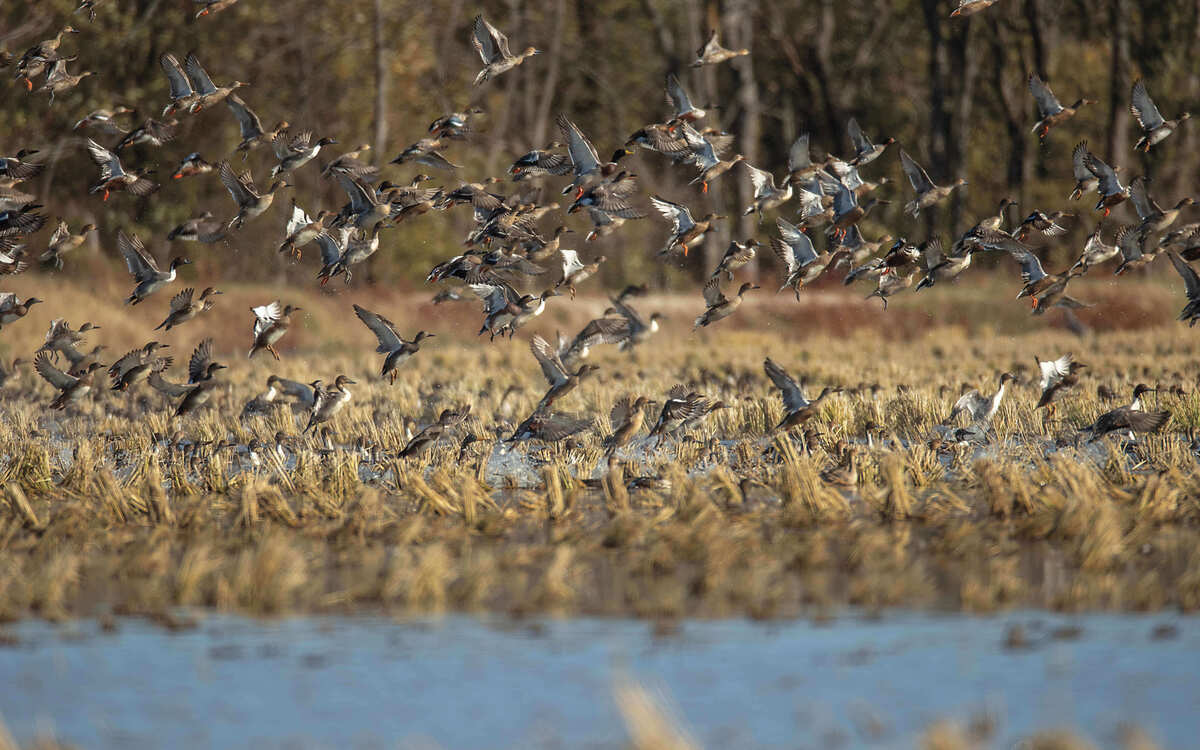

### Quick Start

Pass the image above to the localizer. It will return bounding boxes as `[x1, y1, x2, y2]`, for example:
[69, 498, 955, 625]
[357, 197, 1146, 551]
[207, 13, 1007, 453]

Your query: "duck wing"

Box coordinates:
[665, 73, 695, 118]
[764, 357, 809, 412]
[225, 94, 264, 139]
[776, 218, 818, 266]
[85, 138, 123, 180]
[284, 200, 313, 235]
[701, 276, 726, 307]
[559, 248, 584, 277]
[219, 160, 256, 204]
[846, 117, 875, 156]
[183, 52, 218, 95]
[649, 195, 694, 235]
[1169, 252, 1200, 301]
[168, 287, 195, 313]
[743, 162, 775, 198]
[900, 149, 935, 194]
[1010, 248, 1047, 284]
[188, 338, 214, 384]
[34, 352, 77, 390]
[119, 230, 158, 279]
[47, 219, 69, 248]
[530, 334, 569, 388]
[1027, 74, 1063, 117]
[1037, 353, 1074, 390]
[251, 302, 282, 338]
[787, 133, 813, 173]
[557, 114, 600, 178]
[1128, 177, 1161, 220]
[159, 53, 194, 99]
[1071, 141, 1092, 182]
[314, 231, 344, 266]
[353, 303, 405, 353]
[1130, 79, 1165, 131]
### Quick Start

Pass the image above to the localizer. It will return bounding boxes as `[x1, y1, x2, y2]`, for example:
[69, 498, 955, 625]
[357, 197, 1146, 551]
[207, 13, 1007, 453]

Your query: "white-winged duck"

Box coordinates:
[278, 200, 330, 257]
[556, 249, 605, 298]
[471, 14, 539, 86]
[248, 302, 301, 360]
[353, 303, 435, 384]
[1035, 354, 1087, 419]
[1131, 78, 1189, 152]
[119, 231, 190, 305]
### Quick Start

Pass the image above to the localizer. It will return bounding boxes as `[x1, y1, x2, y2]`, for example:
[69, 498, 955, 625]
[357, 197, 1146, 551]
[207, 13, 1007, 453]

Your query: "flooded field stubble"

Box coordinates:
[0, 281, 1197, 624]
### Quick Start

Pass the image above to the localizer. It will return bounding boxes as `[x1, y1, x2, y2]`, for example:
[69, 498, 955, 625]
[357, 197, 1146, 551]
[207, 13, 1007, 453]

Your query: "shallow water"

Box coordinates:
[1, 613, 1196, 749]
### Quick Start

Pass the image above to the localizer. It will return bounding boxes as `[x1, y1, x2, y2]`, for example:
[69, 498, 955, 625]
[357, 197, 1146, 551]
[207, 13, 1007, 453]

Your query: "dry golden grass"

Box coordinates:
[0, 277, 1196, 622]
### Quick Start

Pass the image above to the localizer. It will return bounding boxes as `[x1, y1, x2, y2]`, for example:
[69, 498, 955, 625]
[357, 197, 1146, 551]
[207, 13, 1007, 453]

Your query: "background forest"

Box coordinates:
[1, 0, 1198, 290]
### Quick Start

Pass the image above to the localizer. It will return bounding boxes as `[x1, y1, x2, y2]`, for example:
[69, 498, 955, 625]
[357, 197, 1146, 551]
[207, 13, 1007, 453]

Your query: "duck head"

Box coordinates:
[334, 374, 356, 387]
[413, 331, 436, 342]
[169, 257, 192, 270]
[736, 282, 760, 296]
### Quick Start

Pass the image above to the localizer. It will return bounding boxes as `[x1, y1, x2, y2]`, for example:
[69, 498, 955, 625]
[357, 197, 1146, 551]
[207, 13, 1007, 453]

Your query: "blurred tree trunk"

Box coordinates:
[372, 0, 389, 163]
[730, 0, 762, 278]
[1106, 0, 1131, 167]
[986, 18, 1029, 203]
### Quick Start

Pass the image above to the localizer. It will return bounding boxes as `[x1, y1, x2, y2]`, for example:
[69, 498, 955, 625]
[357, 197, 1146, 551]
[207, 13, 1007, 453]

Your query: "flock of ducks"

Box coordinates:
[0, 1, 1193, 485]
